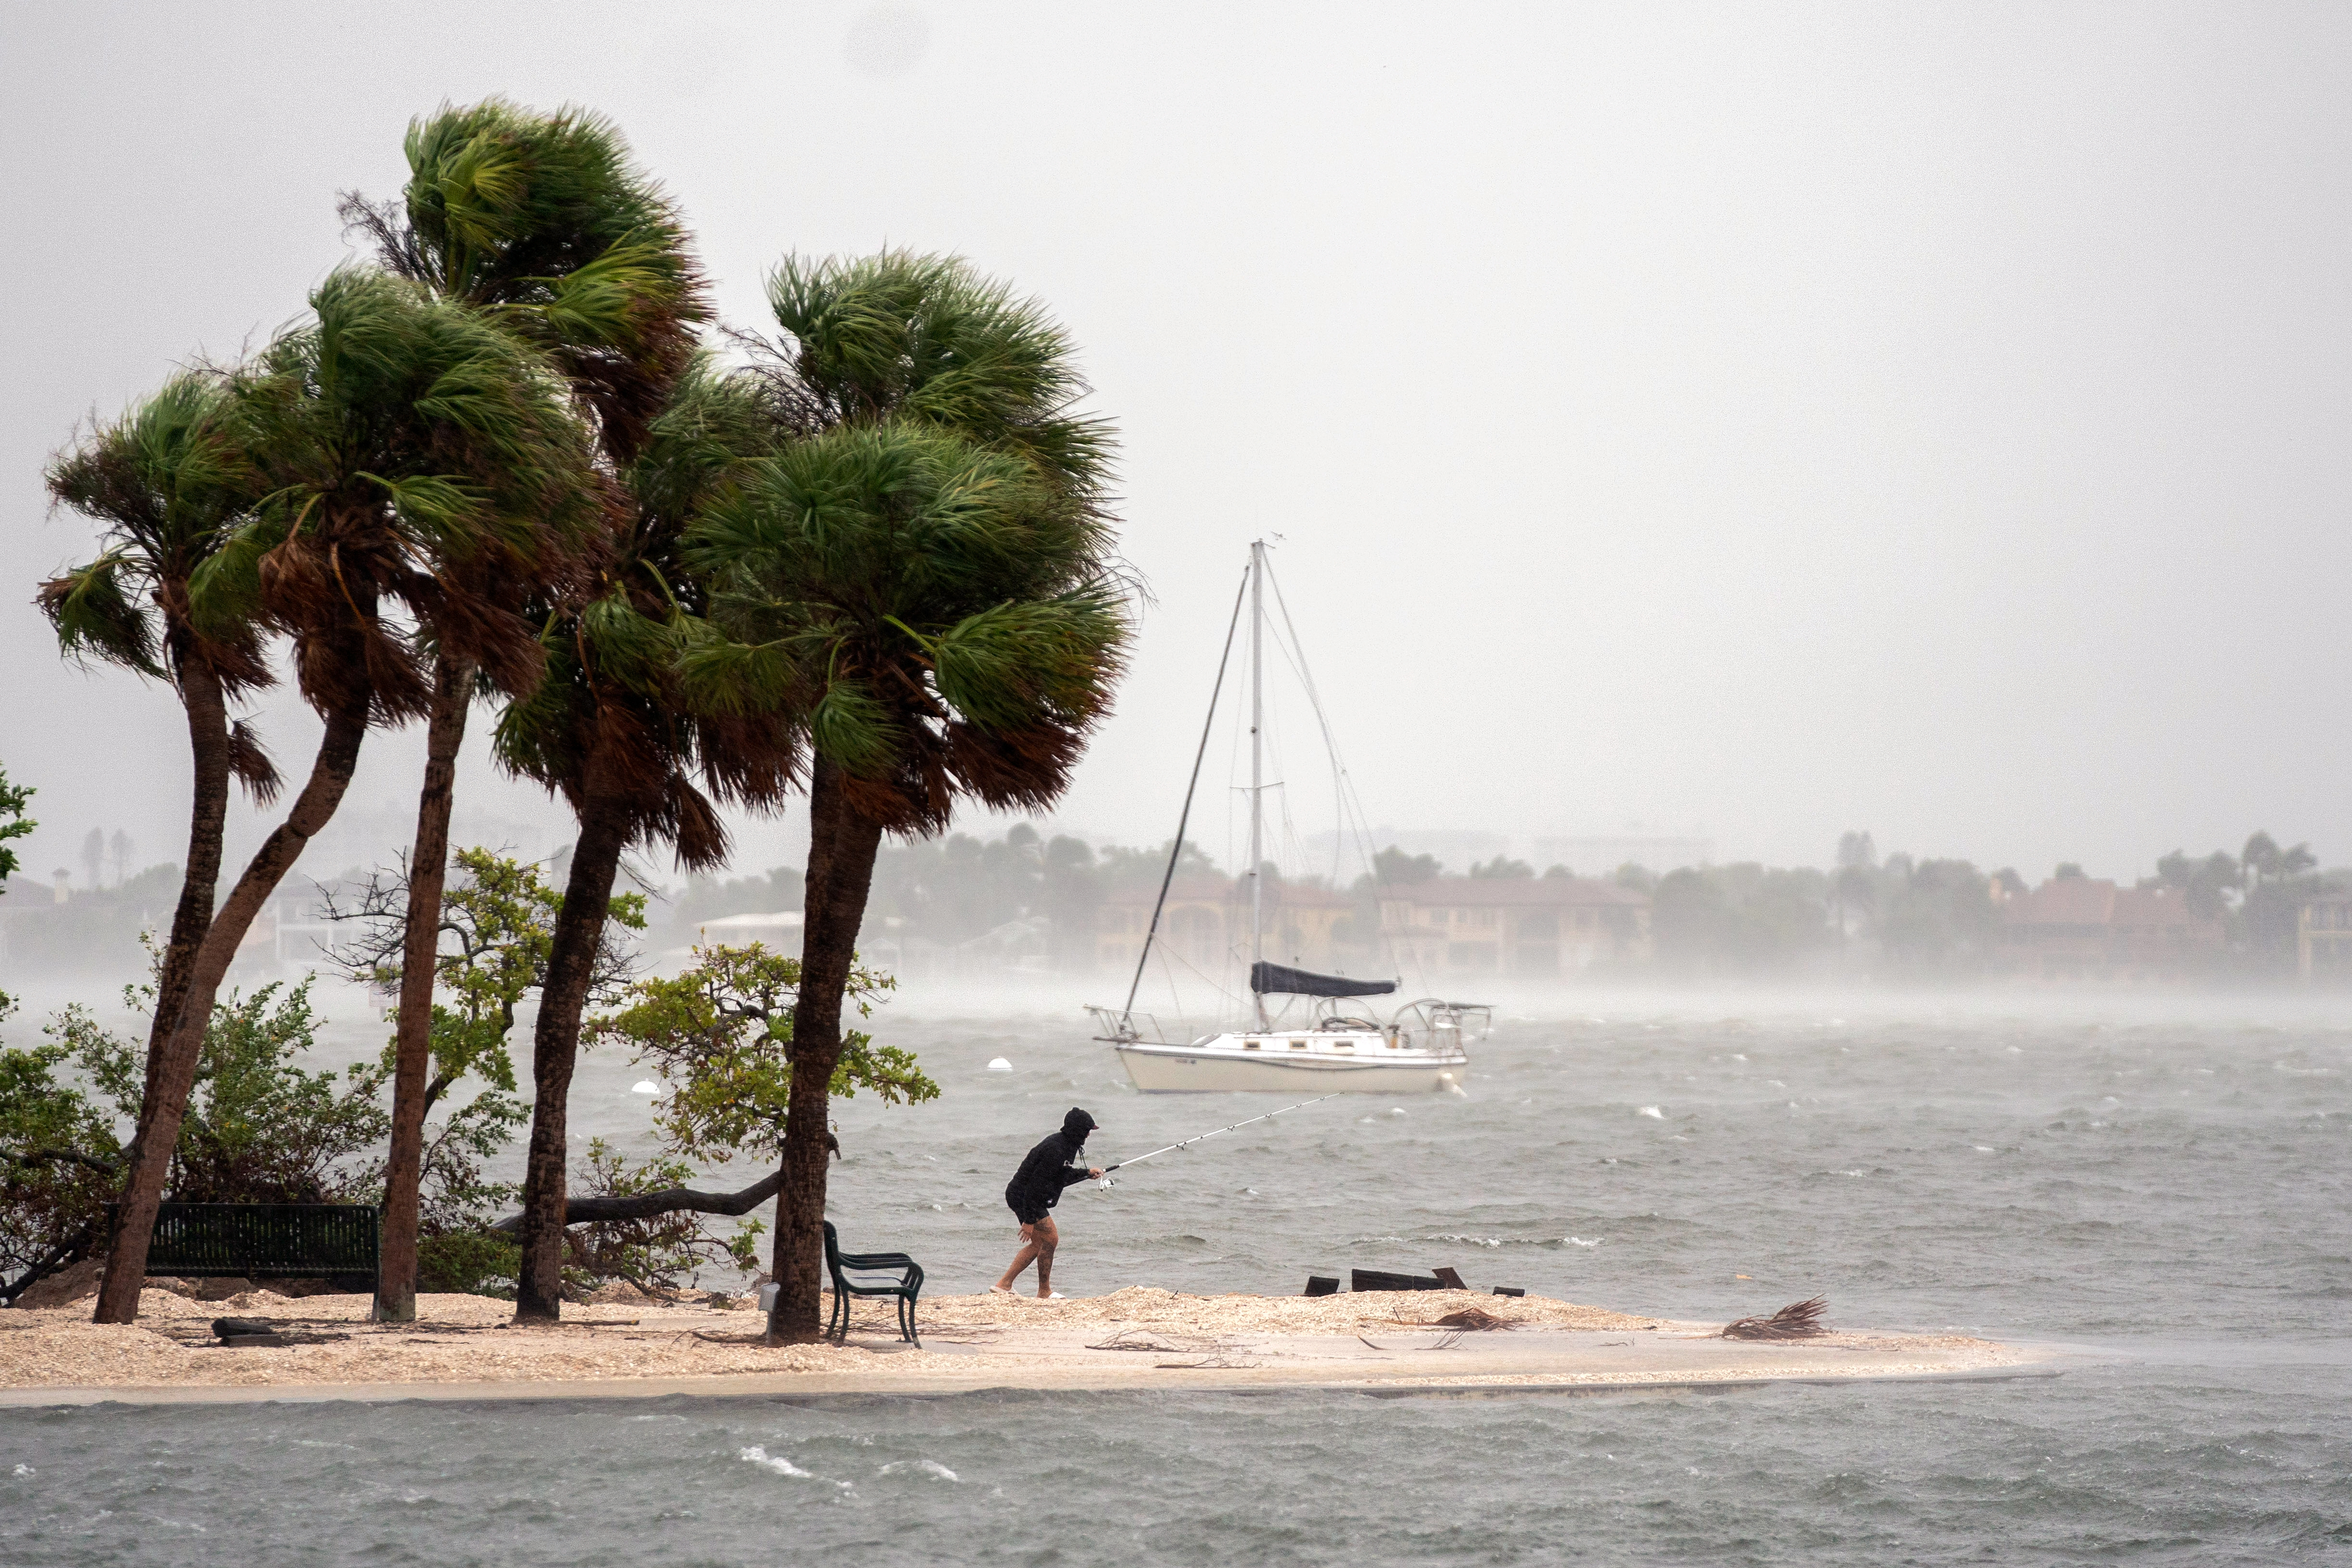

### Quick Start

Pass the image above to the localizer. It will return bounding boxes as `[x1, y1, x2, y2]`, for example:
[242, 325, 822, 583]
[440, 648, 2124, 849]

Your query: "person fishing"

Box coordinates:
[992, 1107, 1103, 1298]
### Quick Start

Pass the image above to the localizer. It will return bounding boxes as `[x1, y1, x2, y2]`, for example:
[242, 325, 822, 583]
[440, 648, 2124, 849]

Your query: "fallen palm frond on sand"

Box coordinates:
[1412, 1307, 1512, 1332]
[1720, 1296, 1829, 1340]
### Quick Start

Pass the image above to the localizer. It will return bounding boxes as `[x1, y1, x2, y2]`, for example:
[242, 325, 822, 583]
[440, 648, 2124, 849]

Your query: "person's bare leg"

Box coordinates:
[1030, 1216, 1059, 1298]
[995, 1223, 1042, 1291]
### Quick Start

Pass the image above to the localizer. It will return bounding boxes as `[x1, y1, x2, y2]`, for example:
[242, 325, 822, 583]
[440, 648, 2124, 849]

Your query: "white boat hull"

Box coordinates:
[1116, 1035, 1469, 1094]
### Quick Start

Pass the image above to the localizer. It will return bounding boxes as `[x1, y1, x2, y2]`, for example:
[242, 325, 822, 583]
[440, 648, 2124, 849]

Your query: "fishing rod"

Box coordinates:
[1097, 1093, 1341, 1187]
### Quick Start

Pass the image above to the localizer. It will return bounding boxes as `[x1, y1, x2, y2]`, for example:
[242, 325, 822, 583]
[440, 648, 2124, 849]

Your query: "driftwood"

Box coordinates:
[487, 1133, 837, 1234]
[210, 1315, 350, 1347]
[489, 1169, 785, 1234]
[1721, 1296, 1829, 1340]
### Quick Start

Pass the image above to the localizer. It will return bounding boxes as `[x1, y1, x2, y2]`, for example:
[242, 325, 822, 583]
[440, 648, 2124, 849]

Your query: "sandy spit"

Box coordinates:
[0, 1286, 2027, 1396]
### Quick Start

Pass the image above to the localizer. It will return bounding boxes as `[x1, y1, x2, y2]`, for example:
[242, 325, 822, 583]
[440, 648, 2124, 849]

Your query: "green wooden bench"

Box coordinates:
[114, 1203, 380, 1293]
[823, 1220, 923, 1347]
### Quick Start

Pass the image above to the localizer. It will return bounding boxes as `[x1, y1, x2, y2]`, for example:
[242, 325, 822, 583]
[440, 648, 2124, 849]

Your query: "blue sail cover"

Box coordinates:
[1249, 961, 1398, 998]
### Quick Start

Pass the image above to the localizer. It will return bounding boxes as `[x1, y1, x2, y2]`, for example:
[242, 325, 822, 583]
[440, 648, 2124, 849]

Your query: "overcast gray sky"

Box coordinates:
[4, 1, 2347, 893]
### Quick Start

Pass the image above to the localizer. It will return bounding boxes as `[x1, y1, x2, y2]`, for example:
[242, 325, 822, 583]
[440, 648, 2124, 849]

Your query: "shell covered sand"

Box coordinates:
[0, 1286, 2024, 1395]
[922, 1285, 1658, 1334]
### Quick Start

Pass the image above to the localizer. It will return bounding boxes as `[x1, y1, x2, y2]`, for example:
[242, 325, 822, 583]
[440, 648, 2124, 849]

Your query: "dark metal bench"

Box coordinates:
[823, 1220, 923, 1347]
[114, 1203, 380, 1294]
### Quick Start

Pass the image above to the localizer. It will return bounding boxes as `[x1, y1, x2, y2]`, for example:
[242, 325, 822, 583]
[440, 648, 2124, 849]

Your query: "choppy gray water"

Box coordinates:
[8, 996, 2352, 1564]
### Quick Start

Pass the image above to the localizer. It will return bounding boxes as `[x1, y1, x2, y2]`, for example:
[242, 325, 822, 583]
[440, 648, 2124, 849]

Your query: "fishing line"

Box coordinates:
[1096, 1093, 1341, 1188]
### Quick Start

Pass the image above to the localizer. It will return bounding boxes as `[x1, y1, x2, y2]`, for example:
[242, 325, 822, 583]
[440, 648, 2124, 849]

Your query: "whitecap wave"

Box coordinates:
[880, 1459, 960, 1481]
[741, 1444, 852, 1489]
[739, 1445, 812, 1478]
[1637, 1105, 1664, 1119]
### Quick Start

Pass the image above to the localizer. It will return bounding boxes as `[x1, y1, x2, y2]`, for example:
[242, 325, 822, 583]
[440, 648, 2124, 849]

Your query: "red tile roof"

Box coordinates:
[2004, 878, 2118, 927]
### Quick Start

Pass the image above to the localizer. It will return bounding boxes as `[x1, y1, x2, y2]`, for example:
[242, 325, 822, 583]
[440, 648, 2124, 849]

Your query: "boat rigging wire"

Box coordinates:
[1121, 563, 1251, 1026]
[1099, 1093, 1342, 1182]
[1264, 559, 1421, 996]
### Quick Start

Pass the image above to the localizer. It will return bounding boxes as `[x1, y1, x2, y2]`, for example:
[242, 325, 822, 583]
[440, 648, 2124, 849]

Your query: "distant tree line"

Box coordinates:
[671, 822, 2343, 983]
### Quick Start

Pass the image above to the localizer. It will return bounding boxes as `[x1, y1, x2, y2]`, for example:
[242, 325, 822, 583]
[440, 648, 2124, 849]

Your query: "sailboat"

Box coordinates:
[1088, 541, 1489, 1093]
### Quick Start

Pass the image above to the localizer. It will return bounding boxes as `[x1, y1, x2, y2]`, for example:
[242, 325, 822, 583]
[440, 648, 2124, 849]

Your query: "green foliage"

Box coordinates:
[490, 356, 781, 873]
[588, 943, 928, 1170]
[58, 975, 390, 1205]
[366, 99, 705, 371]
[0, 765, 36, 894]
[227, 265, 601, 720]
[40, 373, 276, 697]
[863, 823, 1100, 957]
[1652, 864, 1833, 975]
[1467, 856, 1533, 880]
[561, 1139, 765, 1292]
[2156, 849, 2242, 921]
[0, 1017, 121, 1286]
[323, 846, 645, 1253]
[2243, 871, 2337, 970]
[417, 1229, 521, 1298]
[4, 967, 423, 1292]
[330, 846, 645, 1117]
[1370, 846, 1441, 886]
[682, 250, 1128, 834]
[0, 767, 30, 1015]
[1877, 860, 1998, 973]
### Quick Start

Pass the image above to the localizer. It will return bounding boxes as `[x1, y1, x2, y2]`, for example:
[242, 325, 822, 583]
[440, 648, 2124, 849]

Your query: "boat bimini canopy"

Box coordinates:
[1248, 961, 1398, 999]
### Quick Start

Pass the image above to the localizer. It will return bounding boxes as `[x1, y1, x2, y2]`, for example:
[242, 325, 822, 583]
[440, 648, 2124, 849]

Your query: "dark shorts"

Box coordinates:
[1007, 1192, 1052, 1226]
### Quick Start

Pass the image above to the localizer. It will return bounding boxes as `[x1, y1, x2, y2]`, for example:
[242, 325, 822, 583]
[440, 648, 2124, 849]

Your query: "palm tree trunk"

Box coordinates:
[94, 663, 234, 1305]
[512, 799, 631, 1323]
[374, 658, 473, 1323]
[135, 662, 233, 1120]
[768, 758, 882, 1343]
[91, 704, 369, 1325]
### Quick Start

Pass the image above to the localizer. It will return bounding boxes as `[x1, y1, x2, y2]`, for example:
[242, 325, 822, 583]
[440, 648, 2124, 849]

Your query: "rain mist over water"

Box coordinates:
[8, 992, 2351, 1564]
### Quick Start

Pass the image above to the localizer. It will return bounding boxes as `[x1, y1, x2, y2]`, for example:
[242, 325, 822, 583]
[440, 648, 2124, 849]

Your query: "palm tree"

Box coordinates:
[492, 353, 792, 1322]
[355, 101, 755, 1326]
[76, 267, 598, 1324]
[342, 99, 704, 1321]
[41, 373, 281, 1141]
[2242, 831, 2282, 887]
[681, 252, 1127, 1340]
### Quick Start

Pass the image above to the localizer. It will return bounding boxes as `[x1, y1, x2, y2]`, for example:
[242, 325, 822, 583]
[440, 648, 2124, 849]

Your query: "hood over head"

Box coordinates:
[1062, 1107, 1096, 1145]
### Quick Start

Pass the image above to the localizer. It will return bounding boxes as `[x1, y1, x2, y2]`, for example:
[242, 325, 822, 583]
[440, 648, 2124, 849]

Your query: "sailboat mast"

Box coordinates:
[1249, 540, 1266, 1028]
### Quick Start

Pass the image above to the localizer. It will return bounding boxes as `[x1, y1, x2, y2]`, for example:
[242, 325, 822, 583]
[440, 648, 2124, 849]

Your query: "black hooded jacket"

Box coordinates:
[1005, 1108, 1098, 1219]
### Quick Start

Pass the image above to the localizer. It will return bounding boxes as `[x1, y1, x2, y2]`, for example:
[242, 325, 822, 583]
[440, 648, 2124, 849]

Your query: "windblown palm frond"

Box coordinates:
[228, 266, 601, 724]
[491, 354, 789, 872]
[40, 372, 274, 701]
[344, 98, 710, 465]
[685, 413, 1128, 833]
[749, 251, 1118, 500]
